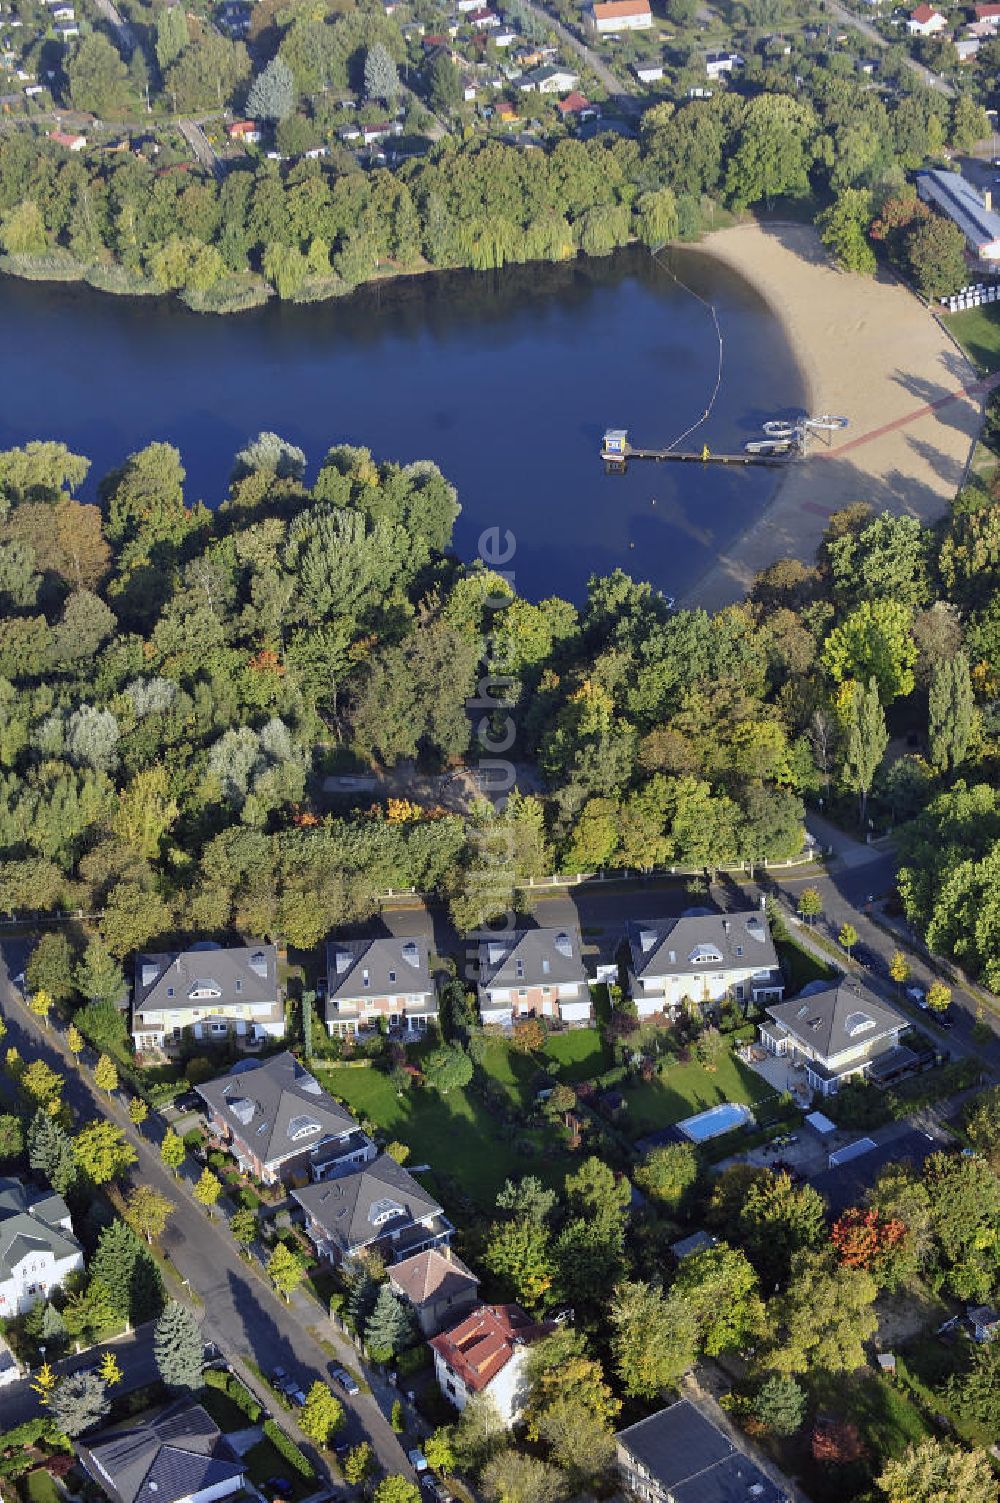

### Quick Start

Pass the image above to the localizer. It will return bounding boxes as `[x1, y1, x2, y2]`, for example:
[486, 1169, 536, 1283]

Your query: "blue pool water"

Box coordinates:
[678, 1102, 755, 1143]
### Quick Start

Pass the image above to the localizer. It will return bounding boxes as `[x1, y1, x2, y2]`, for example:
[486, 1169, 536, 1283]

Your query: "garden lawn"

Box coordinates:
[243, 1438, 313, 1501]
[945, 306, 1000, 374]
[619, 1045, 776, 1139]
[310, 1064, 566, 1206]
[21, 1473, 61, 1503]
[543, 1027, 613, 1083]
[478, 1038, 538, 1110]
[788, 1369, 933, 1503]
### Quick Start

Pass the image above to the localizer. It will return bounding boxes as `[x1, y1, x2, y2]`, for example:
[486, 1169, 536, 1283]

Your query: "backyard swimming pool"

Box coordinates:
[678, 1102, 756, 1143]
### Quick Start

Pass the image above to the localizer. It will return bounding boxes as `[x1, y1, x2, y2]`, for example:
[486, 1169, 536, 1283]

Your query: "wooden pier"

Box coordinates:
[600, 442, 794, 468]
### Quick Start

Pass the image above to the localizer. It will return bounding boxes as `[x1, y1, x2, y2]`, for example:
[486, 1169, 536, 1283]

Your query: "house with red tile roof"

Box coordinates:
[556, 90, 597, 118]
[585, 0, 652, 33]
[974, 2, 1000, 20]
[907, 4, 947, 32]
[429, 1304, 557, 1423]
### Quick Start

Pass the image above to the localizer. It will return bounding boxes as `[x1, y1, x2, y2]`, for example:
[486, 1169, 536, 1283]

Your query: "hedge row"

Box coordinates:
[263, 1420, 314, 1479]
[203, 1369, 262, 1423]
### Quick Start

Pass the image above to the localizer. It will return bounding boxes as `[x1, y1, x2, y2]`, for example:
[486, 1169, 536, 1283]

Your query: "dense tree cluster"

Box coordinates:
[0, 68, 979, 306]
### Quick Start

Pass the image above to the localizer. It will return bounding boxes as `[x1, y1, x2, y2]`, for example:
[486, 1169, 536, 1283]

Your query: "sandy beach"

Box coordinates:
[683, 221, 984, 610]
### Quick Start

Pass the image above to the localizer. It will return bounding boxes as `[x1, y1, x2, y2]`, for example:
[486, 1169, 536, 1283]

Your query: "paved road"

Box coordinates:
[0, 965, 414, 1486]
[178, 119, 224, 179]
[518, 0, 634, 99]
[0, 1324, 159, 1427]
[827, 0, 955, 97]
[88, 0, 135, 54]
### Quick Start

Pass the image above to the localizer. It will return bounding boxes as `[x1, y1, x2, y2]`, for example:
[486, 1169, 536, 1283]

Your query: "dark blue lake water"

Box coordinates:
[0, 244, 804, 602]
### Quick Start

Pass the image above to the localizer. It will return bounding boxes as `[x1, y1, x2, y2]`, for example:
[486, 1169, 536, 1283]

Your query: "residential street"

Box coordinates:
[0, 958, 415, 1487]
[0, 1324, 159, 1427]
[827, 0, 955, 96]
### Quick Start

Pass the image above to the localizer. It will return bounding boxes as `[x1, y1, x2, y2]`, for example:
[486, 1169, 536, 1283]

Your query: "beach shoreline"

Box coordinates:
[681, 220, 983, 610]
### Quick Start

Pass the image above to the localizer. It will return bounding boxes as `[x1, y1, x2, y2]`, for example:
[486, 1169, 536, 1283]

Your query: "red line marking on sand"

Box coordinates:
[819, 370, 1000, 460]
[802, 501, 836, 516]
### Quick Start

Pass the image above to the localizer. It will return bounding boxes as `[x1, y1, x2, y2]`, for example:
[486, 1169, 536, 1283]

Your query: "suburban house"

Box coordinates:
[196, 1051, 374, 1187]
[388, 1247, 481, 1337]
[759, 981, 909, 1097]
[556, 90, 598, 119]
[705, 49, 744, 77]
[917, 170, 1000, 265]
[625, 910, 784, 1018]
[132, 942, 283, 1054]
[810, 1125, 938, 1215]
[429, 1304, 557, 1424]
[324, 936, 438, 1038]
[227, 119, 260, 142]
[293, 1154, 453, 1265]
[968, 1304, 1000, 1342]
[584, 0, 652, 33]
[616, 1400, 785, 1503]
[518, 65, 579, 92]
[77, 1401, 245, 1503]
[907, 3, 947, 31]
[49, 129, 85, 149]
[974, 1, 1000, 22]
[956, 35, 981, 59]
[477, 927, 590, 1028]
[0, 1177, 83, 1317]
[634, 60, 664, 82]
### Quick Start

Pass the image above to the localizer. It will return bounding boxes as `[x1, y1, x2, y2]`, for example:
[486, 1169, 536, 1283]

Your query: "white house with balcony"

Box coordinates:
[625, 910, 784, 1018]
[0, 1177, 83, 1317]
[132, 942, 283, 1053]
[759, 981, 909, 1096]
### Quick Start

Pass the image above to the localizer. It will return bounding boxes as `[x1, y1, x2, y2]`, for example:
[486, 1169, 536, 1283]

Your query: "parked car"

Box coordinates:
[270, 1366, 288, 1387]
[289, 1388, 307, 1407]
[408, 1448, 429, 1473]
[422, 1480, 455, 1502]
[853, 943, 882, 972]
[330, 1366, 360, 1396]
[266, 1479, 293, 1498]
[906, 985, 928, 1008]
[935, 1009, 955, 1030]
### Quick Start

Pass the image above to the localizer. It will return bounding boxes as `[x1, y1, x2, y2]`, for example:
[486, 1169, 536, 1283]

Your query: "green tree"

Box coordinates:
[300, 1381, 345, 1446]
[193, 1168, 222, 1215]
[769, 1250, 878, 1374]
[797, 887, 823, 925]
[94, 1053, 118, 1096]
[246, 56, 295, 122]
[889, 950, 910, 992]
[28, 989, 53, 1028]
[484, 1219, 555, 1312]
[67, 34, 132, 116]
[230, 1207, 258, 1254]
[0, 1113, 23, 1162]
[153, 1300, 203, 1390]
[905, 214, 968, 300]
[74, 938, 125, 1007]
[725, 94, 817, 207]
[673, 1243, 765, 1356]
[738, 1170, 826, 1286]
[28, 1111, 76, 1194]
[364, 1284, 414, 1360]
[481, 1450, 568, 1503]
[609, 1280, 698, 1398]
[423, 1431, 456, 1474]
[26, 934, 75, 1004]
[928, 652, 974, 774]
[843, 677, 889, 825]
[49, 1370, 109, 1436]
[22, 1058, 62, 1111]
[66, 1025, 85, 1066]
[422, 1044, 473, 1095]
[124, 1185, 173, 1245]
[90, 1220, 164, 1325]
[267, 1241, 306, 1300]
[364, 42, 398, 102]
[817, 189, 876, 275]
[98, 1351, 123, 1387]
[429, 52, 461, 114]
[877, 1439, 998, 1503]
[926, 979, 951, 1013]
[753, 1374, 807, 1436]
[0, 200, 48, 255]
[161, 1129, 185, 1177]
[73, 1122, 135, 1185]
[839, 922, 858, 959]
[128, 1097, 148, 1127]
[633, 1143, 699, 1211]
[496, 1176, 557, 1225]
[155, 5, 188, 71]
[343, 1443, 374, 1485]
[824, 601, 917, 703]
[373, 1480, 421, 1503]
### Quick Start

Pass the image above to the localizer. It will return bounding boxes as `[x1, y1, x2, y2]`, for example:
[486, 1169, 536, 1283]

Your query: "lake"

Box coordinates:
[0, 244, 805, 603]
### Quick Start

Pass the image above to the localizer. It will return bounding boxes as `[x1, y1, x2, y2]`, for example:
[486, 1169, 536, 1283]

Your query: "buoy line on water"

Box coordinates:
[649, 241, 724, 453]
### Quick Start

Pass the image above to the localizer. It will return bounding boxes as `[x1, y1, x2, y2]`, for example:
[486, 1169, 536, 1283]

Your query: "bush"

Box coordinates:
[395, 1345, 431, 1376]
[262, 1420, 314, 1478]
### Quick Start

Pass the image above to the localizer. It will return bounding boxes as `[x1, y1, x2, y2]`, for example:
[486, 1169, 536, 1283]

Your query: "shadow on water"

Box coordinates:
[0, 244, 806, 604]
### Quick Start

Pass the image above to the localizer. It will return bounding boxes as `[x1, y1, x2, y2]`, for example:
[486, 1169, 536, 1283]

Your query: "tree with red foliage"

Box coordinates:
[831, 1206, 906, 1277]
[812, 1417, 864, 1465]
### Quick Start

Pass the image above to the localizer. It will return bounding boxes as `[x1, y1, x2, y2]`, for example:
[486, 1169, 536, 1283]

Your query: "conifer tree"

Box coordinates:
[153, 1300, 203, 1390]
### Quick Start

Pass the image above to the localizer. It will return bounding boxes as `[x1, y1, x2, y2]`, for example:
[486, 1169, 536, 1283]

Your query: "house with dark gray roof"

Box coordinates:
[324, 936, 437, 1038]
[77, 1401, 245, 1503]
[292, 1153, 453, 1265]
[132, 942, 283, 1055]
[196, 1051, 374, 1186]
[626, 909, 783, 1019]
[760, 980, 909, 1097]
[616, 1399, 786, 1503]
[477, 927, 590, 1028]
[0, 1176, 83, 1317]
